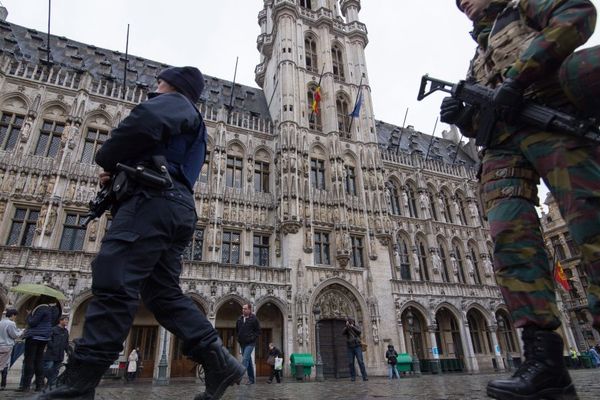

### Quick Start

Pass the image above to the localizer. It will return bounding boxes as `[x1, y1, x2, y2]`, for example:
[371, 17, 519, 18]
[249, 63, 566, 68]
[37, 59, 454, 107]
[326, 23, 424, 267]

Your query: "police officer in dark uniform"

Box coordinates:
[34, 66, 245, 400]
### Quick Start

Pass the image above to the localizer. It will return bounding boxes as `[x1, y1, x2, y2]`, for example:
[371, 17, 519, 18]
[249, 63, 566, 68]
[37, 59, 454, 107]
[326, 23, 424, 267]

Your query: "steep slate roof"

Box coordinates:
[0, 20, 271, 120]
[376, 120, 476, 166]
[1, 20, 476, 167]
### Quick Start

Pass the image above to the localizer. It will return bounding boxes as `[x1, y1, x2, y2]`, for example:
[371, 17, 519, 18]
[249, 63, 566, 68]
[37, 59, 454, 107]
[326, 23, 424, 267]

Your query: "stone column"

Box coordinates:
[396, 319, 407, 353]
[427, 325, 441, 374]
[460, 319, 479, 373]
[489, 324, 506, 371]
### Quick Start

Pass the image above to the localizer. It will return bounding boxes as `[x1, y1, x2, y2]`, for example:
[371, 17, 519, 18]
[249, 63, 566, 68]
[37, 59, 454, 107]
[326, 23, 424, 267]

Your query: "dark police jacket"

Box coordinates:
[236, 314, 261, 346]
[43, 325, 70, 361]
[25, 304, 59, 341]
[95, 91, 207, 192]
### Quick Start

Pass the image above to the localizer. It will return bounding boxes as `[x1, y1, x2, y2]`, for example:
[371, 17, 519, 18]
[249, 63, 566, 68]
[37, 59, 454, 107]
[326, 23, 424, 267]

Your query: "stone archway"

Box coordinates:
[255, 301, 285, 377]
[313, 283, 364, 379]
[435, 307, 465, 372]
[170, 299, 207, 378]
[70, 297, 160, 380]
[215, 299, 243, 356]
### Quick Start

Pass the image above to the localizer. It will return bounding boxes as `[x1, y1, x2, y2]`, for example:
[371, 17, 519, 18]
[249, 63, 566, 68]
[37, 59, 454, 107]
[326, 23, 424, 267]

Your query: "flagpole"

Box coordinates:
[347, 75, 364, 135]
[451, 132, 464, 166]
[424, 117, 438, 162]
[227, 56, 239, 120]
[396, 108, 409, 155]
[46, 0, 51, 65]
[122, 24, 130, 100]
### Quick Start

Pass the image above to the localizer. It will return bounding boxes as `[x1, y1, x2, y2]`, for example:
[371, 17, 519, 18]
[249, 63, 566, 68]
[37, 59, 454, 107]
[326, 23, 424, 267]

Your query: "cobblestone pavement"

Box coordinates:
[4, 369, 599, 399]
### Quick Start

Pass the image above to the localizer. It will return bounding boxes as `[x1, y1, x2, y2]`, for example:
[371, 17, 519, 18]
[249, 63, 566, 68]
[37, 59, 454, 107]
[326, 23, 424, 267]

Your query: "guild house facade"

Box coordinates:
[0, 0, 582, 380]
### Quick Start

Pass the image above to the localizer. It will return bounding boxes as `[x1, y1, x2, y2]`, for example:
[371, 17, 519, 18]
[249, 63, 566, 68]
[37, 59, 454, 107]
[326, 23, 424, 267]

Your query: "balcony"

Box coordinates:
[391, 279, 502, 300]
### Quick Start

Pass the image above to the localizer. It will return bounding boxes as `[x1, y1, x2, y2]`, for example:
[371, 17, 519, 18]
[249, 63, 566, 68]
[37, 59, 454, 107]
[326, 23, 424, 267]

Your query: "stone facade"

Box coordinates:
[0, 0, 548, 379]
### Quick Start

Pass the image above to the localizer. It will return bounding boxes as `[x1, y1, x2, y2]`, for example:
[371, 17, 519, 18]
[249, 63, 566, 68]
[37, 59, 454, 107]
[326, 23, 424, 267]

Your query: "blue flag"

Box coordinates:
[349, 90, 363, 118]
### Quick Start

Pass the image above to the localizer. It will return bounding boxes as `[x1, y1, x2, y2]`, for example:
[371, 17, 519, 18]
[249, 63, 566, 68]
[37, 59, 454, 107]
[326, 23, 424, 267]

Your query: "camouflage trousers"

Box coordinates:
[481, 129, 600, 330]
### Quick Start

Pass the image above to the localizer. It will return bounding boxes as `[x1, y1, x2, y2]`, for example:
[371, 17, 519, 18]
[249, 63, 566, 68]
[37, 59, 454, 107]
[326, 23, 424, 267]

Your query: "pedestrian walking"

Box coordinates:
[385, 344, 400, 380]
[442, 1, 600, 399]
[0, 308, 24, 390]
[125, 348, 138, 382]
[18, 295, 59, 392]
[42, 316, 71, 390]
[236, 304, 260, 385]
[266, 343, 282, 384]
[342, 318, 368, 382]
[34, 66, 244, 400]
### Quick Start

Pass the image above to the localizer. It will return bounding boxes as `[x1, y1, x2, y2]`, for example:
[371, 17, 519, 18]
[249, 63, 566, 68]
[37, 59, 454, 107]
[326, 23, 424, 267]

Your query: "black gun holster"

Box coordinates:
[113, 156, 174, 202]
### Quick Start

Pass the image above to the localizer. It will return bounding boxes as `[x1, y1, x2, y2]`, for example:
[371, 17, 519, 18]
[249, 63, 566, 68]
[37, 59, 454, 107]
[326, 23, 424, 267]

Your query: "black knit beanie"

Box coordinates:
[157, 66, 205, 103]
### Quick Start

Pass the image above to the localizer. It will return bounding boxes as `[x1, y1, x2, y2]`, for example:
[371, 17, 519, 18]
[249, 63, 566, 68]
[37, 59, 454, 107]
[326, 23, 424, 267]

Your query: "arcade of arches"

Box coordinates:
[3, 287, 584, 378]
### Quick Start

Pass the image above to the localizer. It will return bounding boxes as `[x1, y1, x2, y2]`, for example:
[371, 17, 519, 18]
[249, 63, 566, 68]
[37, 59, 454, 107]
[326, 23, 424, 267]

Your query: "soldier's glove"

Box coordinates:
[492, 78, 523, 123]
[440, 97, 465, 124]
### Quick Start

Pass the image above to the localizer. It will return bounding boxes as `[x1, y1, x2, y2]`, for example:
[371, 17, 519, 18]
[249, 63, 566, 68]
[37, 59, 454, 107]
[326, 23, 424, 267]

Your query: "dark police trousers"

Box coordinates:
[73, 180, 217, 365]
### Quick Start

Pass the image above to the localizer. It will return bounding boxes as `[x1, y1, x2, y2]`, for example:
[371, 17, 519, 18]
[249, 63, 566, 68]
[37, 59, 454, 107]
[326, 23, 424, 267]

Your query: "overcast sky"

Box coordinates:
[2, 1, 599, 134]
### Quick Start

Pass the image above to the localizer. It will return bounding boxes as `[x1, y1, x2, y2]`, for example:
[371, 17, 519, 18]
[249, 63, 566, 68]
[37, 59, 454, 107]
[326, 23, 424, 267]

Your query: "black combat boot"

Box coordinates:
[487, 327, 578, 400]
[28, 359, 108, 400]
[190, 337, 245, 400]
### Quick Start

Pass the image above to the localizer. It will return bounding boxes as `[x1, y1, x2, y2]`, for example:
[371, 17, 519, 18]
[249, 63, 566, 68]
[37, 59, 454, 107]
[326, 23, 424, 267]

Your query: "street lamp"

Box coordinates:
[313, 304, 324, 381]
[406, 308, 421, 375]
[155, 328, 170, 385]
[496, 316, 513, 372]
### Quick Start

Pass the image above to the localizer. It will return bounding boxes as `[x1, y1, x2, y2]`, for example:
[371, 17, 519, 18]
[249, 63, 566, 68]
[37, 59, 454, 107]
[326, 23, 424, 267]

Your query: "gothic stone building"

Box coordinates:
[0, 0, 564, 379]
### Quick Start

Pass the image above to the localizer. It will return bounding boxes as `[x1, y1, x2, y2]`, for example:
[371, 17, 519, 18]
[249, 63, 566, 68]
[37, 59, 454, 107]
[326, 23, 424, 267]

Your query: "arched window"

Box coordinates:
[336, 93, 351, 137]
[398, 238, 411, 280]
[454, 245, 467, 284]
[331, 43, 345, 81]
[428, 190, 439, 221]
[406, 185, 418, 218]
[34, 106, 67, 158]
[305, 35, 318, 74]
[456, 194, 468, 225]
[299, 0, 312, 9]
[307, 85, 322, 131]
[440, 191, 454, 223]
[389, 183, 402, 216]
[439, 243, 451, 283]
[418, 241, 430, 281]
[0, 110, 24, 151]
[470, 246, 482, 285]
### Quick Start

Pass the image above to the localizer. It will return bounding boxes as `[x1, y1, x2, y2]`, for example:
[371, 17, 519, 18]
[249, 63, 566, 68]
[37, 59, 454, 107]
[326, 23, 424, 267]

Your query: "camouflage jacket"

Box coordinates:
[460, 0, 596, 142]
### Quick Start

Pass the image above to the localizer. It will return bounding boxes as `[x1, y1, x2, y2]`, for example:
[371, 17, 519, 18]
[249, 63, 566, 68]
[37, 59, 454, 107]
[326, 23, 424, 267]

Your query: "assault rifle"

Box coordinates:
[80, 181, 115, 227]
[417, 74, 600, 147]
[80, 156, 173, 227]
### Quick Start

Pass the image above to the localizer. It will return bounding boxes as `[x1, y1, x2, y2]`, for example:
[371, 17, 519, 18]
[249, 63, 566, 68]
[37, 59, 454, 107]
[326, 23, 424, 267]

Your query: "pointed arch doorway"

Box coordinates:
[314, 284, 363, 379]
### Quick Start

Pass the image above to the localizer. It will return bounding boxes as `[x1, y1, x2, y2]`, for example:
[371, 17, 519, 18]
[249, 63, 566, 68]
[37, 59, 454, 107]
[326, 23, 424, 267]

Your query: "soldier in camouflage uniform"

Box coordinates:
[441, 0, 599, 399]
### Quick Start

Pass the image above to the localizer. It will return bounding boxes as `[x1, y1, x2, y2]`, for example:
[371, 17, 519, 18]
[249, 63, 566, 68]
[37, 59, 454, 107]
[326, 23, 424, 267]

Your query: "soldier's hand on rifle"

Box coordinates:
[440, 97, 465, 124]
[99, 171, 112, 187]
[492, 78, 523, 123]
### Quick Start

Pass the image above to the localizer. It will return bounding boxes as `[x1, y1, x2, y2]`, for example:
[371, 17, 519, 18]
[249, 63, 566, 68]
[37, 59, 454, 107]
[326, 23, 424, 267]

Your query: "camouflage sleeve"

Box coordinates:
[506, 0, 597, 85]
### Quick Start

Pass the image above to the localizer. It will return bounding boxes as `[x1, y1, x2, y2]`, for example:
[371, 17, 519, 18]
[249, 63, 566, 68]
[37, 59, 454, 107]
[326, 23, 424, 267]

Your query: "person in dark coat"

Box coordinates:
[35, 66, 244, 400]
[385, 344, 400, 380]
[18, 295, 59, 392]
[266, 343, 282, 384]
[236, 304, 260, 384]
[342, 318, 368, 382]
[42, 316, 71, 390]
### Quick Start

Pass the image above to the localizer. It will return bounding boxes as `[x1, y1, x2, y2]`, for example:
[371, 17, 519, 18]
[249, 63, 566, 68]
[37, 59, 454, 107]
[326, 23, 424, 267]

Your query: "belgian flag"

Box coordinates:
[554, 261, 571, 291]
